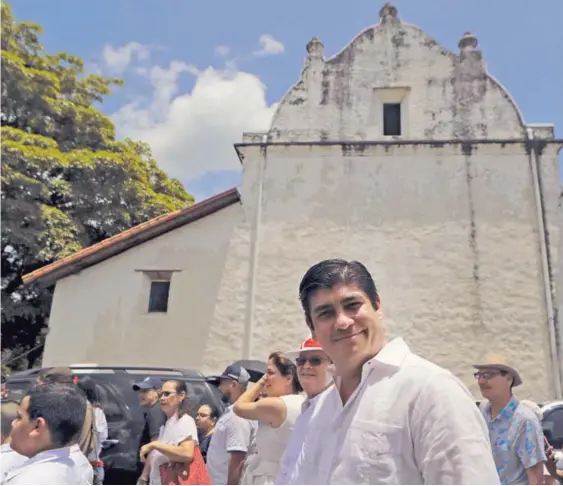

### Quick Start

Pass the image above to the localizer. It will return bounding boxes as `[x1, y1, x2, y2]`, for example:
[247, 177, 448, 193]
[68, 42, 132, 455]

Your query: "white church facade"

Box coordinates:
[24, 3, 562, 403]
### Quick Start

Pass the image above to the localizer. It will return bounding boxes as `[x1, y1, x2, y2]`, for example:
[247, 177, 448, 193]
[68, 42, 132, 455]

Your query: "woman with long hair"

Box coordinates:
[76, 376, 108, 485]
[233, 352, 305, 484]
[140, 380, 209, 485]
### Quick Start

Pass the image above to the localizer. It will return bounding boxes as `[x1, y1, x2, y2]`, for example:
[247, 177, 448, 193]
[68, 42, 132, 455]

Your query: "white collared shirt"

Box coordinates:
[275, 385, 333, 485]
[306, 338, 500, 485]
[3, 444, 93, 485]
[0, 444, 27, 483]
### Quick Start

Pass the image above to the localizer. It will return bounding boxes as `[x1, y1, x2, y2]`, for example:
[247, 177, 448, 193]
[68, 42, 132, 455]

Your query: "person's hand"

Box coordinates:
[136, 477, 148, 485]
[140, 442, 155, 462]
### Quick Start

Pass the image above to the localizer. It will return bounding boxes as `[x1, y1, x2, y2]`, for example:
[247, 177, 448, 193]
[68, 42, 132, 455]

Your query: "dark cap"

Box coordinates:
[132, 377, 163, 391]
[206, 364, 250, 387]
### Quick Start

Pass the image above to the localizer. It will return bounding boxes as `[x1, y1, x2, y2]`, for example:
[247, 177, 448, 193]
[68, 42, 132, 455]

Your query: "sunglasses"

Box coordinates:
[295, 356, 326, 367]
[473, 371, 506, 380]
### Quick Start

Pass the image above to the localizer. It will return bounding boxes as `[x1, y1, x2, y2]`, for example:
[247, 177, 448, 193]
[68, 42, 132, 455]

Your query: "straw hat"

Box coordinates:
[473, 353, 522, 387]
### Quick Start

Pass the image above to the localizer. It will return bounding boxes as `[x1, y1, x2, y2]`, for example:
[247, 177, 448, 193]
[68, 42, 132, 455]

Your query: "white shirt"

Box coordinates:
[88, 407, 108, 461]
[3, 444, 93, 485]
[275, 386, 333, 485]
[307, 338, 500, 485]
[206, 405, 257, 485]
[149, 413, 199, 486]
[0, 444, 27, 483]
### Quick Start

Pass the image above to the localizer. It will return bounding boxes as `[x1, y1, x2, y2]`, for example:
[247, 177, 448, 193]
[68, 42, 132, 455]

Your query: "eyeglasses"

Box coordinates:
[473, 371, 506, 380]
[196, 413, 211, 418]
[160, 391, 177, 397]
[296, 356, 326, 367]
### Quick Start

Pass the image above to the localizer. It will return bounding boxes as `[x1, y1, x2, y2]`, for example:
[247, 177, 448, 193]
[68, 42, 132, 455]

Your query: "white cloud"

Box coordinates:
[102, 42, 151, 74]
[112, 62, 277, 183]
[214, 45, 231, 57]
[253, 34, 285, 57]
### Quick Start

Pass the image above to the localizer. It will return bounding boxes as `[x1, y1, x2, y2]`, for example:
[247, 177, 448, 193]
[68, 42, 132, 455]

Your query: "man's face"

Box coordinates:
[476, 367, 512, 401]
[218, 379, 236, 404]
[10, 396, 49, 458]
[296, 350, 331, 396]
[137, 388, 159, 407]
[309, 284, 383, 374]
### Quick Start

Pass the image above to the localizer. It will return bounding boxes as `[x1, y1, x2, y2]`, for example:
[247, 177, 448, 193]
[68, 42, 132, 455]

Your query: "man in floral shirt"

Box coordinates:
[475, 354, 547, 484]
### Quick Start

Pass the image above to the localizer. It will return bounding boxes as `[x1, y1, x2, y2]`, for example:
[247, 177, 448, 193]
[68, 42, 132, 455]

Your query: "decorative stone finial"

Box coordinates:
[379, 2, 399, 23]
[306, 36, 324, 58]
[458, 32, 478, 51]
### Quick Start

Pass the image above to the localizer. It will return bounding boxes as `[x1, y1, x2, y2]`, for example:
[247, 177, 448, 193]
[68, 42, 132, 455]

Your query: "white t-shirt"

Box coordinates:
[88, 407, 108, 461]
[304, 338, 500, 485]
[0, 443, 27, 482]
[148, 413, 199, 486]
[3, 444, 93, 485]
[206, 405, 257, 485]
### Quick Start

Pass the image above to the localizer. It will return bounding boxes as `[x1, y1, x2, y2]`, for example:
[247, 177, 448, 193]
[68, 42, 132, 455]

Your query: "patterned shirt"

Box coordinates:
[481, 397, 547, 485]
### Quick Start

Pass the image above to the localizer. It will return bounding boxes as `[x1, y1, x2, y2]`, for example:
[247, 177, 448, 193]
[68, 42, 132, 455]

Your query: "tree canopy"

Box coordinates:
[1, 2, 194, 369]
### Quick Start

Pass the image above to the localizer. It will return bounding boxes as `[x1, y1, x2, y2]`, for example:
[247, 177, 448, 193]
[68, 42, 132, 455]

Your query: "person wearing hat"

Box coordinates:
[133, 377, 166, 485]
[276, 337, 334, 485]
[474, 354, 547, 485]
[205, 364, 257, 485]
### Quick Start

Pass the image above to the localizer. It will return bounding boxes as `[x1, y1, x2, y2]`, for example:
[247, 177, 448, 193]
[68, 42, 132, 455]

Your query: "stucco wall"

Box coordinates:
[43, 203, 247, 374]
[232, 142, 560, 402]
[269, 14, 526, 143]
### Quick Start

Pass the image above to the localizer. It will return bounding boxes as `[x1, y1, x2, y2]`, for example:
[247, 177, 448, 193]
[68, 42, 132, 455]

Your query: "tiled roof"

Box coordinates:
[22, 188, 241, 286]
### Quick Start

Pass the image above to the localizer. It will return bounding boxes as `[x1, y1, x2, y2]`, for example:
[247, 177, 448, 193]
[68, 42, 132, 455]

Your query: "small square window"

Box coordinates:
[383, 103, 401, 136]
[148, 281, 170, 313]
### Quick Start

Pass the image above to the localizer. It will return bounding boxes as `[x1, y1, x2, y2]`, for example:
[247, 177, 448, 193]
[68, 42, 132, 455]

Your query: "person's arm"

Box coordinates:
[410, 372, 500, 485]
[224, 415, 253, 484]
[233, 378, 287, 428]
[227, 451, 247, 485]
[512, 418, 548, 485]
[142, 439, 195, 463]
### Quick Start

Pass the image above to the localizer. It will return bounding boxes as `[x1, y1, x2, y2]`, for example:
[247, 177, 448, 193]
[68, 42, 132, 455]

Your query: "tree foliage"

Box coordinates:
[1, 3, 194, 368]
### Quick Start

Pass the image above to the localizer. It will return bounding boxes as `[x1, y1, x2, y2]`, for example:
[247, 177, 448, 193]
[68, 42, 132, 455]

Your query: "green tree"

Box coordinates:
[1, 3, 194, 368]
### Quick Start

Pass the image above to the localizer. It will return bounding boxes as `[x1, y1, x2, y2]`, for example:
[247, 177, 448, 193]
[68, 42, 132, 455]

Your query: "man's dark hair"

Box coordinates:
[77, 376, 102, 408]
[27, 383, 87, 448]
[38, 367, 74, 385]
[299, 259, 379, 329]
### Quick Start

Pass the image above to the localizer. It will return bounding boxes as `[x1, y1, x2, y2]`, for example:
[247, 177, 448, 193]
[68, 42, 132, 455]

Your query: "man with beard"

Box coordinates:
[297, 259, 499, 484]
[276, 337, 334, 485]
[475, 355, 546, 485]
[205, 365, 257, 485]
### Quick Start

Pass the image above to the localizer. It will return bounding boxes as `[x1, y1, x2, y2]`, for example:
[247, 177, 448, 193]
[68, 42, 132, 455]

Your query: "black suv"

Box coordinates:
[6, 365, 226, 485]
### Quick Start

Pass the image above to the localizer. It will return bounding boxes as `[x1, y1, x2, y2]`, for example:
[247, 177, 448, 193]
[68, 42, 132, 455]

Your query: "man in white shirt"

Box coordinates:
[205, 365, 257, 485]
[296, 259, 500, 485]
[276, 337, 334, 485]
[1, 400, 27, 482]
[4, 383, 93, 485]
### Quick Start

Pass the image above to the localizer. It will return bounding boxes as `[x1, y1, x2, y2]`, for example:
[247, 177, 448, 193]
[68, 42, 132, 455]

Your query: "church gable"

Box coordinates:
[269, 3, 527, 143]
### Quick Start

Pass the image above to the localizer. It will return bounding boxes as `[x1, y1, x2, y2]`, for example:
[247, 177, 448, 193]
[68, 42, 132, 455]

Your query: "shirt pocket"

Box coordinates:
[340, 420, 403, 484]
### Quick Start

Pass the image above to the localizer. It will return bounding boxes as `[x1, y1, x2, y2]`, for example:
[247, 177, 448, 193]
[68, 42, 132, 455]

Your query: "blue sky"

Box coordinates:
[11, 0, 563, 201]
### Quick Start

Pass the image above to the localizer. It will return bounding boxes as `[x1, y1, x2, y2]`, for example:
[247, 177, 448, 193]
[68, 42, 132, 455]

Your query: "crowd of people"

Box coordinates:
[0, 258, 559, 485]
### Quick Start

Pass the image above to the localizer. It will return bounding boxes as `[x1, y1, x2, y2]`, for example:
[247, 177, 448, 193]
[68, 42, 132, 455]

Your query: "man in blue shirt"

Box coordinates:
[475, 353, 547, 485]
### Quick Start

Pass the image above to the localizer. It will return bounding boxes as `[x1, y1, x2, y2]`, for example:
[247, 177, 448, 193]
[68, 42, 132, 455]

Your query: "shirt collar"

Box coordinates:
[332, 337, 410, 390]
[302, 384, 333, 412]
[484, 396, 519, 422]
[1, 443, 13, 453]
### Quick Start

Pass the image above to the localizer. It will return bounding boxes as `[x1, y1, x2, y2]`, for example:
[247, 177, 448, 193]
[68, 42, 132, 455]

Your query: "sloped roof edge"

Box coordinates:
[22, 188, 241, 286]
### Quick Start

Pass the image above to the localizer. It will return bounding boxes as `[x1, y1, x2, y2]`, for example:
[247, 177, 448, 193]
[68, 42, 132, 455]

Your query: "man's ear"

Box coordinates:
[30, 417, 48, 438]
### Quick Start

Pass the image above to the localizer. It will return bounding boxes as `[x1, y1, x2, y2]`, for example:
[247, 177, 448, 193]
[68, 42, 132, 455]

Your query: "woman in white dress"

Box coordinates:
[140, 380, 200, 485]
[233, 352, 305, 485]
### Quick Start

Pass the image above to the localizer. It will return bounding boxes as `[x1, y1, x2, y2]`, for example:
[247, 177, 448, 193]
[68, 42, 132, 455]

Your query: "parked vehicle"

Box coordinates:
[542, 400, 563, 460]
[6, 365, 227, 485]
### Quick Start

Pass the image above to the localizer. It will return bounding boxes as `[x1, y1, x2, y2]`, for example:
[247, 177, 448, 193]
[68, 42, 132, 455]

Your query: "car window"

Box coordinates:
[186, 381, 215, 416]
[95, 384, 125, 424]
[5, 381, 31, 401]
[544, 407, 563, 440]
